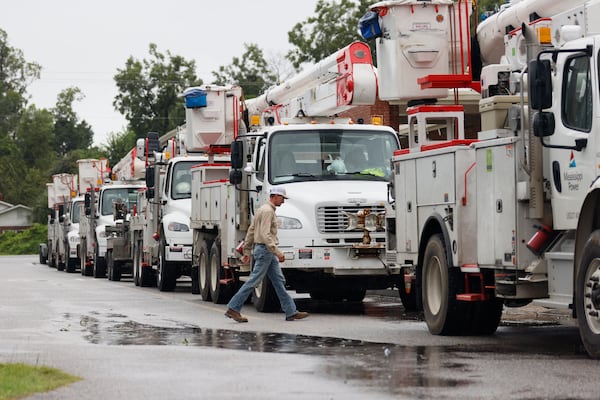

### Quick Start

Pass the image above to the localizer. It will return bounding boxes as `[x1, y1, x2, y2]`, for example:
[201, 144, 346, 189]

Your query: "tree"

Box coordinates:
[15, 105, 55, 170]
[287, 0, 373, 70]
[212, 43, 278, 98]
[113, 44, 202, 139]
[53, 87, 94, 155]
[102, 130, 136, 168]
[0, 29, 41, 139]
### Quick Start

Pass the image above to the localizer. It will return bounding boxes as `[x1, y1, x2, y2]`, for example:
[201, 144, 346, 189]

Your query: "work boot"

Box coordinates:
[225, 308, 248, 323]
[285, 311, 309, 321]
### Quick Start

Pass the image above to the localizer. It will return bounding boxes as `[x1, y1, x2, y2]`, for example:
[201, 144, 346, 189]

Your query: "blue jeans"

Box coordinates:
[227, 244, 297, 318]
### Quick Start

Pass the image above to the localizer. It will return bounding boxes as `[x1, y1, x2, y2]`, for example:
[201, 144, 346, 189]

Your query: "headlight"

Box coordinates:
[277, 216, 302, 230]
[168, 222, 189, 232]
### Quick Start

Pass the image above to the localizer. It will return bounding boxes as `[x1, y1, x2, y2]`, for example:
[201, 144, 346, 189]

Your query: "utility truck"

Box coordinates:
[78, 158, 143, 279]
[190, 42, 402, 310]
[41, 174, 79, 272]
[361, 0, 600, 357]
[103, 143, 149, 281]
[130, 86, 239, 292]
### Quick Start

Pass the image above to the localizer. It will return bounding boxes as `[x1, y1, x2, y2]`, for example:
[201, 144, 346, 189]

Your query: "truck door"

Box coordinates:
[547, 39, 598, 230]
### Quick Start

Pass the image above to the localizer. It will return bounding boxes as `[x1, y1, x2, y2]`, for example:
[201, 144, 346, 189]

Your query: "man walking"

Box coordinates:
[225, 187, 308, 323]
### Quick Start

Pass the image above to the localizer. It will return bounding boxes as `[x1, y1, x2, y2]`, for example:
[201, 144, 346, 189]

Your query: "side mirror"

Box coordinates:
[533, 111, 555, 137]
[229, 169, 242, 185]
[231, 140, 244, 170]
[146, 188, 155, 199]
[529, 59, 553, 110]
[145, 167, 155, 188]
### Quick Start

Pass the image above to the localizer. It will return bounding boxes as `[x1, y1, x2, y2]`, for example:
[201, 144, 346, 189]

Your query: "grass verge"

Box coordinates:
[0, 362, 80, 400]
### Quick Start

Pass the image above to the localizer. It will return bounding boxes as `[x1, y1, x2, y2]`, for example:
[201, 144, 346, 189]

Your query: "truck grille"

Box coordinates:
[316, 205, 385, 233]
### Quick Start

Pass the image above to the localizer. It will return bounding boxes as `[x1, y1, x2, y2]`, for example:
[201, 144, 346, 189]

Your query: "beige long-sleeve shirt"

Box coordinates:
[243, 202, 282, 258]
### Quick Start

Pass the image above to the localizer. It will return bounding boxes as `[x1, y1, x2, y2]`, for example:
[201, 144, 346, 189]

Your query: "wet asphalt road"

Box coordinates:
[1, 255, 599, 399]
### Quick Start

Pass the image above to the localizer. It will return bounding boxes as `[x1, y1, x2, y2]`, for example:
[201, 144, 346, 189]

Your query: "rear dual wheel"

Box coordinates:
[209, 241, 232, 304]
[422, 233, 501, 336]
[198, 240, 212, 301]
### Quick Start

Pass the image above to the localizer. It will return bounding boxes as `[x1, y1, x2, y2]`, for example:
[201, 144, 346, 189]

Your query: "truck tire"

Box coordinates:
[39, 244, 48, 265]
[209, 241, 232, 304]
[48, 241, 56, 268]
[468, 298, 503, 335]
[93, 245, 106, 278]
[107, 250, 122, 281]
[56, 244, 65, 272]
[65, 246, 77, 273]
[106, 249, 113, 280]
[399, 287, 417, 311]
[112, 261, 122, 282]
[133, 238, 141, 286]
[253, 278, 280, 312]
[422, 233, 464, 335]
[157, 236, 176, 292]
[576, 229, 600, 358]
[198, 240, 212, 301]
[138, 240, 155, 288]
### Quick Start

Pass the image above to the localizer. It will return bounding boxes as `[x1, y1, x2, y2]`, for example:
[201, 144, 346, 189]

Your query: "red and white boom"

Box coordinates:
[246, 41, 377, 123]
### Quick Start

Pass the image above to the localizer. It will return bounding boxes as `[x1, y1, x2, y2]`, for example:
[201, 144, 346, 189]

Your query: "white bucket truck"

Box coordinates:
[41, 173, 79, 272]
[129, 85, 240, 291]
[190, 42, 402, 310]
[363, 0, 600, 357]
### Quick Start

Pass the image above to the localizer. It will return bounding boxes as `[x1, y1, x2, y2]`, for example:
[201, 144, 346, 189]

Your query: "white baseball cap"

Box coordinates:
[269, 186, 289, 199]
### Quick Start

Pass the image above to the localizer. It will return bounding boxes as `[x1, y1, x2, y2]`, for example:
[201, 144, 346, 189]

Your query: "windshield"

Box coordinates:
[71, 201, 83, 224]
[171, 161, 196, 200]
[268, 129, 398, 184]
[101, 188, 140, 216]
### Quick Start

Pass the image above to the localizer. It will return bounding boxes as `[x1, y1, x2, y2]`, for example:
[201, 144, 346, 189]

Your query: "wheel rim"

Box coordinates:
[254, 280, 263, 300]
[584, 258, 600, 334]
[199, 250, 208, 289]
[425, 254, 443, 316]
[210, 252, 218, 292]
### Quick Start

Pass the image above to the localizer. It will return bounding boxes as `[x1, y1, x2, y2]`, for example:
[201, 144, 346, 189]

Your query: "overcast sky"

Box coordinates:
[1, 0, 321, 146]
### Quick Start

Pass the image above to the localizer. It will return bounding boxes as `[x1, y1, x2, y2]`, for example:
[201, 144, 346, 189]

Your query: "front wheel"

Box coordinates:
[576, 230, 600, 358]
[422, 234, 463, 335]
[93, 245, 106, 279]
[157, 236, 176, 292]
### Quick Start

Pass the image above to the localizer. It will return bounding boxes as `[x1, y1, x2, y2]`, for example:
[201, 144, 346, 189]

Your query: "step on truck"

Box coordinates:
[190, 42, 404, 310]
[361, 0, 600, 357]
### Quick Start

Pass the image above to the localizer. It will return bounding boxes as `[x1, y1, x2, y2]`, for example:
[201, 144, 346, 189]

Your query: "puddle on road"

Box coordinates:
[72, 312, 470, 395]
[64, 305, 584, 397]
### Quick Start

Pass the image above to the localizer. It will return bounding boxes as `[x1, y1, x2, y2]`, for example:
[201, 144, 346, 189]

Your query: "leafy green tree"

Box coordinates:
[102, 130, 136, 168]
[53, 87, 94, 155]
[287, 0, 373, 70]
[113, 44, 202, 140]
[0, 105, 55, 213]
[15, 105, 55, 170]
[0, 29, 41, 139]
[212, 43, 278, 98]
